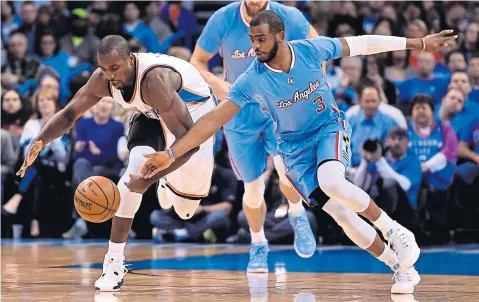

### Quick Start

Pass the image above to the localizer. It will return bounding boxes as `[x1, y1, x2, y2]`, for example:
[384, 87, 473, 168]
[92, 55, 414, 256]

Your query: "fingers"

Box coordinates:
[16, 167, 25, 177]
[439, 29, 454, 36]
[144, 153, 153, 158]
[146, 167, 162, 179]
[445, 35, 458, 41]
[139, 162, 150, 177]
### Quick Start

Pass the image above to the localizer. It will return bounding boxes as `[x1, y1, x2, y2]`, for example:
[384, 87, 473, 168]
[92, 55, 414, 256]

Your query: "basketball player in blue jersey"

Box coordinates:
[138, 11, 457, 293]
[190, 0, 320, 271]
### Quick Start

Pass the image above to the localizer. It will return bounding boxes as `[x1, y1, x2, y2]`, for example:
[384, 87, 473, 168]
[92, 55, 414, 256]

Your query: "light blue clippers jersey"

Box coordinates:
[227, 37, 346, 141]
[197, 1, 311, 132]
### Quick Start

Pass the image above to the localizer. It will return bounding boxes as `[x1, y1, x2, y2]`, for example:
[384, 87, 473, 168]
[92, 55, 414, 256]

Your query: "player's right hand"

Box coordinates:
[16, 140, 43, 178]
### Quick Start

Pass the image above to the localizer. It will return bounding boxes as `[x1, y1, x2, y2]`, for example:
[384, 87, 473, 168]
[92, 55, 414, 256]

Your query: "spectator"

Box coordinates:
[63, 97, 126, 239]
[397, 52, 448, 104]
[362, 54, 397, 104]
[60, 8, 100, 68]
[324, 60, 344, 92]
[151, 165, 236, 243]
[50, 0, 70, 38]
[1, 32, 51, 90]
[1, 1, 21, 44]
[371, 17, 399, 37]
[160, 1, 199, 49]
[16, 1, 38, 55]
[459, 22, 478, 58]
[434, 38, 458, 80]
[352, 127, 422, 225]
[468, 52, 479, 102]
[123, 2, 161, 54]
[2, 87, 69, 237]
[457, 117, 479, 183]
[436, 87, 471, 136]
[445, 50, 467, 73]
[35, 31, 71, 103]
[385, 50, 413, 85]
[1, 90, 31, 200]
[409, 94, 458, 190]
[334, 56, 362, 108]
[448, 70, 479, 115]
[408, 94, 458, 243]
[348, 79, 398, 167]
[144, 1, 172, 43]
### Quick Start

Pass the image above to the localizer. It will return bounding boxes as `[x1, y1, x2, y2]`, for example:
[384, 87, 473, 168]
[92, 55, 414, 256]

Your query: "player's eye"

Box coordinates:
[259, 38, 265, 42]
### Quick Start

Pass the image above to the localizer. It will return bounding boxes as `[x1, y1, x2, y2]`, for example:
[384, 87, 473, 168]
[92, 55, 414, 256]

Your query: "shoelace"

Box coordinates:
[251, 245, 268, 263]
[291, 216, 312, 242]
[392, 269, 413, 282]
[388, 230, 409, 252]
[104, 259, 130, 277]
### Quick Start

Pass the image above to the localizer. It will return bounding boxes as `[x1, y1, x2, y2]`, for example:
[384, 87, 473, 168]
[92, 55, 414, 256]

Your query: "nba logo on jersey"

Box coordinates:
[288, 77, 294, 85]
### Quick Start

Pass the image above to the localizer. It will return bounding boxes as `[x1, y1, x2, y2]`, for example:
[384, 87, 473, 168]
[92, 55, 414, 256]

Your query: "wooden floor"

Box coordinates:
[2, 240, 479, 301]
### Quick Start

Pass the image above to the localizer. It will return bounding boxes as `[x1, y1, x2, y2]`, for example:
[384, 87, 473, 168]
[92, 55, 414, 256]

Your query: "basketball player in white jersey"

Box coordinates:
[17, 35, 216, 291]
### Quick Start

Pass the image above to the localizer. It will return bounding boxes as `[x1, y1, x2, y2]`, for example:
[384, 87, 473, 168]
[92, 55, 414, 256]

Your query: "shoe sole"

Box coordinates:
[294, 241, 315, 259]
[247, 267, 268, 273]
[95, 279, 123, 292]
[400, 244, 420, 269]
[391, 286, 414, 294]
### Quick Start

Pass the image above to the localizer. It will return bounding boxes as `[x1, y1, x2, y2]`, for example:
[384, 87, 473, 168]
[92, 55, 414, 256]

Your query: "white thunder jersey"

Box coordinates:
[110, 52, 216, 202]
[109, 52, 215, 120]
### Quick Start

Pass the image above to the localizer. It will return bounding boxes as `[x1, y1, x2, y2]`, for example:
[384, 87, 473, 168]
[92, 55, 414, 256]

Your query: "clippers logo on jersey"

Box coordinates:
[276, 80, 321, 109]
[232, 48, 256, 59]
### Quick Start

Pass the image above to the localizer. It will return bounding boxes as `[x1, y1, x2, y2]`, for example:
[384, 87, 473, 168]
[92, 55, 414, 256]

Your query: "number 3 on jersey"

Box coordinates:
[312, 96, 326, 114]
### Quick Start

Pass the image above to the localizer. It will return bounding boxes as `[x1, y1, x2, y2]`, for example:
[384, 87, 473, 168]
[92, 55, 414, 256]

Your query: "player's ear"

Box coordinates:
[278, 31, 285, 41]
[128, 53, 134, 65]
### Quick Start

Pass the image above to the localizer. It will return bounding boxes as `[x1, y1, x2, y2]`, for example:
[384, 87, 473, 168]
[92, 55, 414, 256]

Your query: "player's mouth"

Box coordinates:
[110, 81, 122, 88]
[255, 52, 267, 59]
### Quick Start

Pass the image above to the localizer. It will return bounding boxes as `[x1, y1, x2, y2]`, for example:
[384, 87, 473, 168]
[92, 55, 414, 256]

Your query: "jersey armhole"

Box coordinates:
[139, 65, 184, 105]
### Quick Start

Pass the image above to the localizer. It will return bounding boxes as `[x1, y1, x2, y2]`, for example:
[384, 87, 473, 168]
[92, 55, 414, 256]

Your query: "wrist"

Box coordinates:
[167, 147, 176, 163]
[406, 38, 425, 51]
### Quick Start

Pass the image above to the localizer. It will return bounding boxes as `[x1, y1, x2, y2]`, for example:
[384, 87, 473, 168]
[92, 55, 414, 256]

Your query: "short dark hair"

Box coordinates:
[445, 50, 465, 65]
[387, 126, 408, 140]
[98, 35, 131, 58]
[471, 52, 479, 60]
[411, 93, 435, 112]
[450, 69, 469, 80]
[358, 78, 381, 98]
[250, 11, 285, 34]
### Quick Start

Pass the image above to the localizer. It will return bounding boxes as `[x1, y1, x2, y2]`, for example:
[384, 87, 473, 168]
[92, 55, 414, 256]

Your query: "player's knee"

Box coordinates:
[323, 199, 351, 226]
[243, 175, 265, 209]
[317, 161, 346, 198]
[167, 191, 201, 220]
[273, 155, 290, 186]
[126, 146, 156, 173]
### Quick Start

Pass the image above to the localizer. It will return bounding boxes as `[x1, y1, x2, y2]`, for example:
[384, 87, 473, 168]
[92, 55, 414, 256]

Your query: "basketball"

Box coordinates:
[74, 176, 120, 223]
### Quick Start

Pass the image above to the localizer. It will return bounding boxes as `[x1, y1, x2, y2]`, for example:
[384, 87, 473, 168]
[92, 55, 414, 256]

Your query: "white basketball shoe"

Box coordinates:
[385, 222, 421, 269]
[94, 254, 128, 291]
[391, 267, 421, 294]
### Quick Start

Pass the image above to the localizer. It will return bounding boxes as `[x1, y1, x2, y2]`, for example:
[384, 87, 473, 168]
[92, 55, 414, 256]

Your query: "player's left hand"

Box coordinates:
[140, 152, 172, 179]
[422, 30, 458, 52]
[124, 173, 149, 194]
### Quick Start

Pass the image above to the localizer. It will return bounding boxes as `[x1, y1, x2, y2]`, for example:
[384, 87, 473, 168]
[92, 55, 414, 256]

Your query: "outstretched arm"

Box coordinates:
[337, 30, 457, 58]
[17, 69, 109, 177]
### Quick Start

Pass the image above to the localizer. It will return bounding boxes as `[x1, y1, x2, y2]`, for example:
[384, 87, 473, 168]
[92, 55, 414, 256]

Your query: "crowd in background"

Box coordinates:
[1, 1, 478, 246]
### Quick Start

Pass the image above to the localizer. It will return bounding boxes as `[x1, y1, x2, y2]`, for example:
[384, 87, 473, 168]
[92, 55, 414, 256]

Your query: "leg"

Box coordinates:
[224, 127, 272, 272]
[95, 114, 166, 291]
[186, 210, 230, 241]
[322, 198, 420, 294]
[72, 158, 95, 189]
[316, 160, 420, 269]
[150, 209, 184, 231]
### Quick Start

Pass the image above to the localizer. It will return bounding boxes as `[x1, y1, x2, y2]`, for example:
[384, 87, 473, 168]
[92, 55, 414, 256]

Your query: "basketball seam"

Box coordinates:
[89, 178, 110, 210]
[76, 189, 110, 213]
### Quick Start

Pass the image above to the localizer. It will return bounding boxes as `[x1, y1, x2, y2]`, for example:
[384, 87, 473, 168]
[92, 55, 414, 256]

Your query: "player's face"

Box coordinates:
[250, 24, 282, 63]
[412, 103, 433, 126]
[244, 0, 268, 17]
[386, 135, 408, 158]
[97, 52, 134, 90]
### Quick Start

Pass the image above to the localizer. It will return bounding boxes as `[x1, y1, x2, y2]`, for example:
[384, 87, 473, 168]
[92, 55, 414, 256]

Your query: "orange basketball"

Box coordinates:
[74, 176, 120, 223]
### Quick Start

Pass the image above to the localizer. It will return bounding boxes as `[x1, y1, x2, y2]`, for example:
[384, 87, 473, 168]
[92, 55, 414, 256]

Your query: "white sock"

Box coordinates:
[108, 241, 126, 257]
[372, 210, 396, 236]
[288, 200, 305, 216]
[377, 244, 399, 271]
[250, 228, 267, 245]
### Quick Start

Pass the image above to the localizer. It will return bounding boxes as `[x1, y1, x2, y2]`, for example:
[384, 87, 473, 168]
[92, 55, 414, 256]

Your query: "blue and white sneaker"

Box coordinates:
[289, 210, 316, 258]
[247, 243, 269, 273]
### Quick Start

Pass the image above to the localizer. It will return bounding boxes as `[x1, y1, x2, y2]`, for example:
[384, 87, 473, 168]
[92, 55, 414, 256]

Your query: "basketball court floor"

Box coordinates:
[2, 239, 479, 301]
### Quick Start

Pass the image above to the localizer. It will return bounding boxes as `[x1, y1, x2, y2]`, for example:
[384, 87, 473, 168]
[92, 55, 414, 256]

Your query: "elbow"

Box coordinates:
[192, 146, 200, 154]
